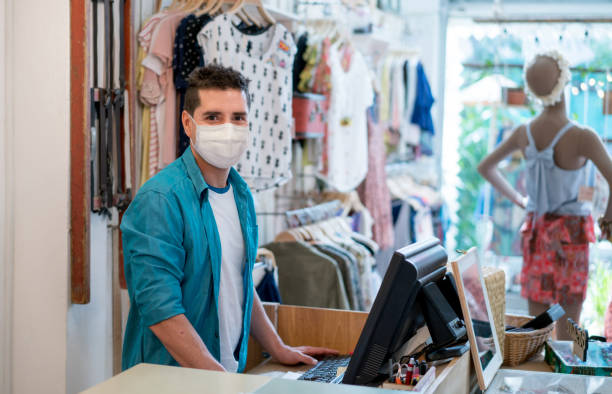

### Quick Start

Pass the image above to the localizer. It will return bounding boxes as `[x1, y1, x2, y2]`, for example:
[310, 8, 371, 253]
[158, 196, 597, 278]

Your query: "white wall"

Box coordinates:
[66, 215, 114, 394]
[9, 1, 71, 393]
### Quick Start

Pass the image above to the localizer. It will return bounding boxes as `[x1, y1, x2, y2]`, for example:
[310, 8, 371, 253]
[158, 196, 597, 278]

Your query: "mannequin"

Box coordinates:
[478, 51, 612, 340]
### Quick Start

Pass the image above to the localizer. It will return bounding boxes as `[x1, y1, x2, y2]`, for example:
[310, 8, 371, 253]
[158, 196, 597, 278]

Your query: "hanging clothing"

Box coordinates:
[263, 241, 350, 310]
[292, 32, 309, 91]
[332, 236, 377, 310]
[311, 38, 332, 95]
[411, 62, 435, 134]
[321, 42, 373, 192]
[137, 13, 165, 184]
[297, 41, 318, 93]
[358, 107, 395, 249]
[173, 13, 213, 156]
[378, 56, 392, 123]
[197, 15, 296, 191]
[143, 11, 187, 170]
[255, 269, 281, 303]
[605, 298, 612, 342]
[520, 213, 595, 305]
[391, 59, 405, 130]
[139, 106, 151, 186]
[376, 200, 413, 277]
[314, 244, 360, 310]
[524, 122, 591, 217]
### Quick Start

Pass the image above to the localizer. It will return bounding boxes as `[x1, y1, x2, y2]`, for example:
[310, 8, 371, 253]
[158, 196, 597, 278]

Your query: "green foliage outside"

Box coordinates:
[584, 257, 612, 334]
[455, 105, 489, 250]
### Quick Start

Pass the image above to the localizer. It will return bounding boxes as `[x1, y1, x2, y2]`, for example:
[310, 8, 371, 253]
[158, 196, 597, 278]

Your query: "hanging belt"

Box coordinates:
[91, 0, 102, 212]
[91, 0, 130, 212]
[98, 0, 113, 210]
[113, 0, 130, 210]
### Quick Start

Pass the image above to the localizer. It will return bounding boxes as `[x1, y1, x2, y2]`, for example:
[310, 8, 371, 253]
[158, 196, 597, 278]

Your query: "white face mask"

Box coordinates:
[188, 114, 249, 169]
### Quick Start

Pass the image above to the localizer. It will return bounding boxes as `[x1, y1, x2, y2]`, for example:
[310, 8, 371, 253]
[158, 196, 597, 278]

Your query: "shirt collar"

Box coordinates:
[182, 147, 250, 199]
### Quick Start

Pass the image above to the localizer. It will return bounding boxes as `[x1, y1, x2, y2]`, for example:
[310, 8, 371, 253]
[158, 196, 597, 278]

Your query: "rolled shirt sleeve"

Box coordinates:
[121, 191, 187, 327]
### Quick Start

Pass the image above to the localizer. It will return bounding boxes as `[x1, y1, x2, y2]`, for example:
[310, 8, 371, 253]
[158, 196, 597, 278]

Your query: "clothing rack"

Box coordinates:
[463, 62, 611, 75]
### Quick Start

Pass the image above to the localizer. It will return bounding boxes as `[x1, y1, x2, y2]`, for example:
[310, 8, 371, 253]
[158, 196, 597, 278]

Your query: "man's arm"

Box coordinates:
[149, 314, 225, 371]
[250, 290, 338, 365]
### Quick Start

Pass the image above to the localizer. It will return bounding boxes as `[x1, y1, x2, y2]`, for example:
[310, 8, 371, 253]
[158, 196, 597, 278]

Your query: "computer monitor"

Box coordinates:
[342, 238, 450, 386]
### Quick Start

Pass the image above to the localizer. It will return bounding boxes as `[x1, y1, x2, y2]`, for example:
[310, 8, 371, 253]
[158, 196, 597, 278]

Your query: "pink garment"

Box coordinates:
[358, 111, 394, 249]
[138, 13, 165, 177]
[145, 12, 186, 169]
[312, 38, 331, 95]
[138, 12, 166, 50]
[149, 106, 159, 177]
[391, 60, 403, 130]
[605, 298, 612, 342]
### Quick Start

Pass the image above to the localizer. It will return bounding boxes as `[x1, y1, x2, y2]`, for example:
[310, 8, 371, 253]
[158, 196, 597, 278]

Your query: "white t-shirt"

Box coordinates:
[197, 15, 296, 191]
[322, 44, 374, 192]
[208, 184, 245, 372]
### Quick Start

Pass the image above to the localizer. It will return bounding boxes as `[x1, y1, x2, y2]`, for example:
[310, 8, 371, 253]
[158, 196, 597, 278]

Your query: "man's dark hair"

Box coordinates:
[184, 64, 251, 114]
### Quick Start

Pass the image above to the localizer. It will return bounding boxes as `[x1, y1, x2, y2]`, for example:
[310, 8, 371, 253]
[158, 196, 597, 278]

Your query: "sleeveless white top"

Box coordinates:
[524, 121, 591, 216]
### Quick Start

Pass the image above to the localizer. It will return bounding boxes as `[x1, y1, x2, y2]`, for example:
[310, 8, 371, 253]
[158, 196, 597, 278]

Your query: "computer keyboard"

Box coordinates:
[297, 355, 351, 384]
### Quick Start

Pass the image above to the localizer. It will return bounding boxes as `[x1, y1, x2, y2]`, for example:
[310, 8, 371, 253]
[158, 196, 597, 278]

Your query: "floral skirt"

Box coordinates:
[520, 213, 595, 305]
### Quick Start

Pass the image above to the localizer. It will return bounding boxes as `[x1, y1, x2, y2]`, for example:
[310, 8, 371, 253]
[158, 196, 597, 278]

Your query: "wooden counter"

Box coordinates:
[83, 304, 477, 393]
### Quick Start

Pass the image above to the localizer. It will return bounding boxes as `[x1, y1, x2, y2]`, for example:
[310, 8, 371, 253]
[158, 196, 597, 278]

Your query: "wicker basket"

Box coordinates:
[482, 266, 506, 358]
[503, 314, 554, 366]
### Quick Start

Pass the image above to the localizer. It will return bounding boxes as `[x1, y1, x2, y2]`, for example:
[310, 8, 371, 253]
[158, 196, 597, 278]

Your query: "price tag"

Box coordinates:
[578, 186, 594, 202]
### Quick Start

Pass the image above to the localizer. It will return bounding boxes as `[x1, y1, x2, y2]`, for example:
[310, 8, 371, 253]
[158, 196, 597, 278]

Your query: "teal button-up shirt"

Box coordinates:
[120, 148, 258, 372]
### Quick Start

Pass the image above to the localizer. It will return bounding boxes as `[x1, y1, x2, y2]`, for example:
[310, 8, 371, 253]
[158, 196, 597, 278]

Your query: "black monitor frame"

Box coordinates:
[342, 238, 449, 386]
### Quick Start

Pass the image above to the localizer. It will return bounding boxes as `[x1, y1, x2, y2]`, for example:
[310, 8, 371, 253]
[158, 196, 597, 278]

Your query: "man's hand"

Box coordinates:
[250, 292, 339, 366]
[270, 344, 339, 366]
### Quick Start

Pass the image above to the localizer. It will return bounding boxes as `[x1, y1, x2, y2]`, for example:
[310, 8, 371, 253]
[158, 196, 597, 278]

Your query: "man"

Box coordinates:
[121, 65, 336, 372]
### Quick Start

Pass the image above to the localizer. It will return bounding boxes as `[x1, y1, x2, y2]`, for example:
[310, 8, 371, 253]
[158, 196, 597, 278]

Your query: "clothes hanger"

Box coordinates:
[177, 0, 192, 11]
[256, 248, 277, 270]
[311, 222, 334, 244]
[223, 0, 251, 25]
[298, 226, 314, 242]
[209, 0, 226, 15]
[273, 228, 300, 242]
[183, 0, 206, 13]
[226, 0, 245, 14]
[242, 5, 263, 28]
[195, 0, 219, 16]
[238, 8, 256, 27]
[166, 0, 182, 11]
[250, 0, 275, 25]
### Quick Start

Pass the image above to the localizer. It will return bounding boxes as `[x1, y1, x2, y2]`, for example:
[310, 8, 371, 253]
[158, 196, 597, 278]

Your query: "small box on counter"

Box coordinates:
[544, 340, 612, 377]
